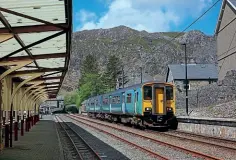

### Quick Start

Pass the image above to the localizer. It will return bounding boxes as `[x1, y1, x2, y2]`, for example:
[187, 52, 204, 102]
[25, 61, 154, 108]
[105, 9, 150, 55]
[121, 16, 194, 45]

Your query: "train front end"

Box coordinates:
[142, 82, 178, 130]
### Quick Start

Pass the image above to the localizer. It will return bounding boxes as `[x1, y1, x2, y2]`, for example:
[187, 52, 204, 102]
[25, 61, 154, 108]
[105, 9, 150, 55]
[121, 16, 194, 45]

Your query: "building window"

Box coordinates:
[126, 93, 132, 103]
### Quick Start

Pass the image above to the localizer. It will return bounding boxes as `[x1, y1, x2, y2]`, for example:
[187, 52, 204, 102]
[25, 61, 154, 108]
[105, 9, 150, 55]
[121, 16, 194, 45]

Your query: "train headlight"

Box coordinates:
[145, 107, 152, 111]
[166, 107, 173, 111]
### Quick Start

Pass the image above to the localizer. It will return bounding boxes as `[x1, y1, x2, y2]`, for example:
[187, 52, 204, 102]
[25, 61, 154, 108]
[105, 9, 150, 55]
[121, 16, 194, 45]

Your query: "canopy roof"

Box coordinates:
[0, 0, 72, 99]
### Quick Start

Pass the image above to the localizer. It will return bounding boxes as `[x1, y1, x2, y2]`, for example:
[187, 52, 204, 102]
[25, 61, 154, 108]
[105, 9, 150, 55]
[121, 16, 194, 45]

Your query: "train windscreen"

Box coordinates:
[166, 86, 173, 100]
[143, 86, 152, 100]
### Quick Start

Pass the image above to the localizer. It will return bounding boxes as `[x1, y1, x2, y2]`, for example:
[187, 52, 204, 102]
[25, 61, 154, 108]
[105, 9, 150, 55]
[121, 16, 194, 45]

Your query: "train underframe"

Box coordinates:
[87, 111, 178, 130]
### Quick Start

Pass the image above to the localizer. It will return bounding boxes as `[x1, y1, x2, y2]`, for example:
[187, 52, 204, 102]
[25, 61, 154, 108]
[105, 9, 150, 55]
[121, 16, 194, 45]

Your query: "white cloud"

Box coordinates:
[76, 0, 213, 32]
[76, 10, 97, 23]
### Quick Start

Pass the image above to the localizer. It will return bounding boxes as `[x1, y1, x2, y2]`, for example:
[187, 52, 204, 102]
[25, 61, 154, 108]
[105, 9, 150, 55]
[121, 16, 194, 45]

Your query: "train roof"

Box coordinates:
[86, 81, 172, 101]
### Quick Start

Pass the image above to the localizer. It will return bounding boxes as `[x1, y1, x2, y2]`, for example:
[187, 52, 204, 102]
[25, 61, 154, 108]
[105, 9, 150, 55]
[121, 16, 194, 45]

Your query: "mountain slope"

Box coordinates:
[62, 26, 217, 92]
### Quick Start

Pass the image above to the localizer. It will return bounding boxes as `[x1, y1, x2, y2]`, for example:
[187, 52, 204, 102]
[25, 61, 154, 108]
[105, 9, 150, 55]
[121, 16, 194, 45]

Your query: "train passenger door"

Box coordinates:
[122, 92, 125, 114]
[153, 86, 166, 115]
[109, 95, 112, 113]
[134, 90, 138, 114]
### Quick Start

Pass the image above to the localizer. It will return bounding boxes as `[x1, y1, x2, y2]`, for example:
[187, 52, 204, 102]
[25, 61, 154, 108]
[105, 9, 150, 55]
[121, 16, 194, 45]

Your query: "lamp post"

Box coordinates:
[182, 43, 188, 116]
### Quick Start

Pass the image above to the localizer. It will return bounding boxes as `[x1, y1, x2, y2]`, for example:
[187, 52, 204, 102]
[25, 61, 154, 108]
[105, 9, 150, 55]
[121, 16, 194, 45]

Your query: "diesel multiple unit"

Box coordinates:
[85, 82, 178, 129]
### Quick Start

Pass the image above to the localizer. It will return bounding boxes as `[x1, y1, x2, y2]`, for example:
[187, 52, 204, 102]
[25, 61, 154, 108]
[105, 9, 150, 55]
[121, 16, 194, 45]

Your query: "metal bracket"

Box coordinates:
[0, 60, 33, 81]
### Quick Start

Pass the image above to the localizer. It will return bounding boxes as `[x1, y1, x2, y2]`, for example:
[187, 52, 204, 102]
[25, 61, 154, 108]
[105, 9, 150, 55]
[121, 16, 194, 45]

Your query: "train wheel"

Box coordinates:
[167, 117, 178, 130]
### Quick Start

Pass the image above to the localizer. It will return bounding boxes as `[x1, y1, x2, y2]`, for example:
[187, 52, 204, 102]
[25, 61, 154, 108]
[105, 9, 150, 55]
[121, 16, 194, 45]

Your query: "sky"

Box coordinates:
[72, 0, 222, 35]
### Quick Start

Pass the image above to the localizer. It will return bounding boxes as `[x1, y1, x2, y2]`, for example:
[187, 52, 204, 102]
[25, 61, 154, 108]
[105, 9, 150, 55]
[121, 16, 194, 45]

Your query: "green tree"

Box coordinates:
[76, 73, 106, 106]
[103, 55, 129, 90]
[64, 91, 78, 106]
[79, 54, 98, 86]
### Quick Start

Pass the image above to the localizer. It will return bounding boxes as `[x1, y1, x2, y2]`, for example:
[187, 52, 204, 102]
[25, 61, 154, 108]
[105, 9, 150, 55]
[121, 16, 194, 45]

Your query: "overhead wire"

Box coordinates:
[218, 23, 236, 74]
[217, 17, 236, 35]
[216, 15, 236, 58]
[119, 0, 221, 65]
[154, 0, 221, 52]
[112, 0, 222, 86]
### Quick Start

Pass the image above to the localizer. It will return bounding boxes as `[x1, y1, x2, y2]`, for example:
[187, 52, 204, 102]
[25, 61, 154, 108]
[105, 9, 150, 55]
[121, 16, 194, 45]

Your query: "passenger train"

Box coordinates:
[85, 82, 178, 130]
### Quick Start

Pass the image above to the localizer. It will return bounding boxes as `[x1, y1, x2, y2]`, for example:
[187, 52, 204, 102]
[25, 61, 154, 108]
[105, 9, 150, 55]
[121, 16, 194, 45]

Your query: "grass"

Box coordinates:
[99, 38, 112, 43]
[161, 32, 185, 38]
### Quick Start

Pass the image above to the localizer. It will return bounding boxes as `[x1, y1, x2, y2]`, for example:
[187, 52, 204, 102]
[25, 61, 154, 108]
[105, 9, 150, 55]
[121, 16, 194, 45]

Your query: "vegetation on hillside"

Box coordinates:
[63, 54, 128, 108]
[103, 55, 129, 90]
[65, 105, 79, 113]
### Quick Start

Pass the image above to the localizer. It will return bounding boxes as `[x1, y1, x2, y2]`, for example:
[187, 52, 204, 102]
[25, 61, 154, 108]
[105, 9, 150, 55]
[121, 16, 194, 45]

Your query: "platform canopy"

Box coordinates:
[0, 0, 72, 99]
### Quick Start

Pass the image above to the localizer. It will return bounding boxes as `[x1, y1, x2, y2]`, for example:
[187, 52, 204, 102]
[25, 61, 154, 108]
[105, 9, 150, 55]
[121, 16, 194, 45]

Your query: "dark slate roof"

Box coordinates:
[168, 64, 218, 80]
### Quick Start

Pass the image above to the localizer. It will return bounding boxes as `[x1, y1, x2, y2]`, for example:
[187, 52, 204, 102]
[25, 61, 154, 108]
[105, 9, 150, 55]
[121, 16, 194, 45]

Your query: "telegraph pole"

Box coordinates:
[140, 67, 142, 83]
[182, 43, 188, 116]
[122, 66, 124, 88]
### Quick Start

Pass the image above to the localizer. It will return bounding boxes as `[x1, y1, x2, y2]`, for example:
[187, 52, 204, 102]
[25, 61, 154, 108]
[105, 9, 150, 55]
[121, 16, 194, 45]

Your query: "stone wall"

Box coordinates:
[176, 70, 236, 109]
[178, 122, 236, 139]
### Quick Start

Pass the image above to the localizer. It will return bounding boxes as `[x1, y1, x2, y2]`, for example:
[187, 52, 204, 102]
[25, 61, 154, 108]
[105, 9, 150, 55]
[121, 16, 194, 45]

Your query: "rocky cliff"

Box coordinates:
[62, 26, 217, 92]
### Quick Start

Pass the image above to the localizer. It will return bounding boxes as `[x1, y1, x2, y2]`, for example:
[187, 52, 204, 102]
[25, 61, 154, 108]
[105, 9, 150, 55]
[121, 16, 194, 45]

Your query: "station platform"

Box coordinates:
[0, 119, 63, 160]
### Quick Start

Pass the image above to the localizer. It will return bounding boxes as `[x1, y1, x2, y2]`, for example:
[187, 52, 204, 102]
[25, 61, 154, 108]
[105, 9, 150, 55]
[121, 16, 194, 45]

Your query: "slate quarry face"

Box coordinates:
[176, 70, 236, 118]
[62, 26, 217, 92]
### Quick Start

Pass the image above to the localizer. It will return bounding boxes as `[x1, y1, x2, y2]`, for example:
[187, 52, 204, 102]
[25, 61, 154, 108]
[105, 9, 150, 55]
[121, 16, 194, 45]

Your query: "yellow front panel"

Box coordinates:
[155, 88, 164, 114]
[142, 100, 152, 113]
[167, 100, 175, 113]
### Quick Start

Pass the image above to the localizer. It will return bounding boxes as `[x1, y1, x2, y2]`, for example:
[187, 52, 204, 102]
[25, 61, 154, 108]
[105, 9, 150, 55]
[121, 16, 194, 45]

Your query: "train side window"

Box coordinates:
[103, 97, 108, 104]
[112, 96, 116, 104]
[166, 86, 173, 100]
[143, 86, 152, 100]
[126, 93, 132, 103]
[122, 93, 125, 103]
[136, 92, 138, 101]
[117, 96, 121, 104]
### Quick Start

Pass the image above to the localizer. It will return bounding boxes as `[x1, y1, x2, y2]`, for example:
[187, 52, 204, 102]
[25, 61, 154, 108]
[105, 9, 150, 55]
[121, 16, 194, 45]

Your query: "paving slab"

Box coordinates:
[0, 120, 63, 160]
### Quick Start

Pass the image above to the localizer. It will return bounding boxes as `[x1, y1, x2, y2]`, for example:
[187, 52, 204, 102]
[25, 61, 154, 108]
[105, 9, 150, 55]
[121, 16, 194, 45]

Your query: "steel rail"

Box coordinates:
[66, 115, 168, 160]
[172, 130, 236, 143]
[70, 114, 222, 160]
[145, 130, 236, 151]
[55, 115, 101, 160]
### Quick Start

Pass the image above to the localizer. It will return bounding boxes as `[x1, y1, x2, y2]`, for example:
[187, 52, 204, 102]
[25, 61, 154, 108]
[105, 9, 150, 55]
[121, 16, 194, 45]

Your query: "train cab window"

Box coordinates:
[126, 93, 132, 103]
[166, 86, 174, 100]
[143, 86, 152, 100]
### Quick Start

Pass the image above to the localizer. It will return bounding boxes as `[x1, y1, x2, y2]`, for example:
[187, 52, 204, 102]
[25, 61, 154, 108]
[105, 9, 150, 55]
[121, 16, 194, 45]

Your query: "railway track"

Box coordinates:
[64, 115, 170, 160]
[146, 129, 236, 152]
[68, 114, 223, 160]
[171, 130, 236, 144]
[55, 115, 101, 160]
[77, 114, 236, 151]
